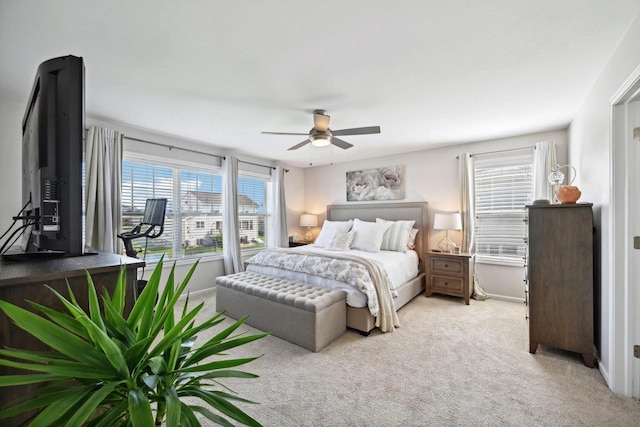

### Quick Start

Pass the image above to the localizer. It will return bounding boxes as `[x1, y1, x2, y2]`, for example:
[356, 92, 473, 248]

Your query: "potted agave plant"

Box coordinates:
[0, 258, 267, 426]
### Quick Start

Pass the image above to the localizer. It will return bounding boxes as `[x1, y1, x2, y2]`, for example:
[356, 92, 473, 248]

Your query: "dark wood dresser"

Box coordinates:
[526, 203, 595, 367]
[0, 251, 144, 426]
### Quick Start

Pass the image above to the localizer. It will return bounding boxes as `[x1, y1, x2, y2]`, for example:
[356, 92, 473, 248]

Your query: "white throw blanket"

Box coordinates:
[245, 248, 400, 332]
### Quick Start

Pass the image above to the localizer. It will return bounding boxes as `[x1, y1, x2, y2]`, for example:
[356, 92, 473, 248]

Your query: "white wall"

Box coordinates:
[281, 164, 306, 242]
[303, 129, 568, 301]
[569, 11, 640, 394]
[0, 98, 24, 236]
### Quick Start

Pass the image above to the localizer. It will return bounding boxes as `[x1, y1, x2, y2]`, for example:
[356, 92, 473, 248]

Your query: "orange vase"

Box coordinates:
[556, 185, 581, 204]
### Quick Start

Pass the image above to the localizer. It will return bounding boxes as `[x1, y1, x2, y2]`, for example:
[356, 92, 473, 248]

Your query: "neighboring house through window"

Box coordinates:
[238, 176, 266, 249]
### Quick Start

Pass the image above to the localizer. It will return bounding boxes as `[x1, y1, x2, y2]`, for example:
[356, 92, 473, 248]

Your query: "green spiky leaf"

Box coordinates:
[0, 260, 265, 426]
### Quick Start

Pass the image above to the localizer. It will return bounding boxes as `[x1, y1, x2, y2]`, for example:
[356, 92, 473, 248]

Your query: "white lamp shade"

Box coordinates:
[433, 213, 462, 231]
[300, 214, 318, 227]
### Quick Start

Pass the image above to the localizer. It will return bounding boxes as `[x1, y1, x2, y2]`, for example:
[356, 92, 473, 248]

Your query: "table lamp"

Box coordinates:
[434, 212, 462, 253]
[300, 214, 318, 242]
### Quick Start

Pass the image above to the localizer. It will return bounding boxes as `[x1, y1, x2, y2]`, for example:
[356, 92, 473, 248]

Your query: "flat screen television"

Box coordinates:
[18, 55, 85, 257]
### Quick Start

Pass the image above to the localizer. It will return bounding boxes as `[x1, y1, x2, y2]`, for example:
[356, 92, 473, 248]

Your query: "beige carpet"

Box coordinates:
[182, 291, 640, 427]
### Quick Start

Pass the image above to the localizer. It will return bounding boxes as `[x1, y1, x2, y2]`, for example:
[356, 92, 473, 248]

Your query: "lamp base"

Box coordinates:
[305, 228, 313, 242]
[437, 236, 458, 253]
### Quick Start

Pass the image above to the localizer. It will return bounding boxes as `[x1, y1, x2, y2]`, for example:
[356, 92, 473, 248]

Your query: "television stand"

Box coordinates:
[0, 251, 144, 425]
[1, 249, 66, 262]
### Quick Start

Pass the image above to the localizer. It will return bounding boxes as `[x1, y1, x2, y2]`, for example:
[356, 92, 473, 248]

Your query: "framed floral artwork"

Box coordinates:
[346, 165, 405, 201]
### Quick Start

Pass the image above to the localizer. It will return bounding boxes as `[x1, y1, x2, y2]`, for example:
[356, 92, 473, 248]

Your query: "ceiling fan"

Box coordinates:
[262, 109, 381, 151]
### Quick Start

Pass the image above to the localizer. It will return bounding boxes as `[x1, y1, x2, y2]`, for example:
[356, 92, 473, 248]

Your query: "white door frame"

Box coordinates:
[610, 64, 640, 398]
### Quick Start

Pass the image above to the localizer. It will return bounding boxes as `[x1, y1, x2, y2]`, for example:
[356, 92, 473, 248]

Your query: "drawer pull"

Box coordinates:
[444, 264, 448, 268]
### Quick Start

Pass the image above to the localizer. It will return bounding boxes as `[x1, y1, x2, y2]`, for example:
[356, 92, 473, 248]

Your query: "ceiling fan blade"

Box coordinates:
[313, 111, 331, 132]
[288, 139, 311, 151]
[332, 126, 381, 136]
[331, 137, 353, 150]
[262, 131, 309, 136]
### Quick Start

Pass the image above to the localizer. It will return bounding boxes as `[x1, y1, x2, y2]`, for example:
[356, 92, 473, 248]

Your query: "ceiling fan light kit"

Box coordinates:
[310, 134, 331, 147]
[262, 109, 381, 151]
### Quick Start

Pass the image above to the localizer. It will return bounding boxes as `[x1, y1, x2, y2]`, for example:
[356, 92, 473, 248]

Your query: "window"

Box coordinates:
[474, 150, 533, 265]
[121, 157, 269, 262]
[238, 176, 266, 250]
[122, 158, 224, 261]
[121, 161, 175, 261]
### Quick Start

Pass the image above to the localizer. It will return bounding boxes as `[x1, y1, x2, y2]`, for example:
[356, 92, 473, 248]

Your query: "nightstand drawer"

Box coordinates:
[431, 275, 464, 295]
[430, 257, 464, 275]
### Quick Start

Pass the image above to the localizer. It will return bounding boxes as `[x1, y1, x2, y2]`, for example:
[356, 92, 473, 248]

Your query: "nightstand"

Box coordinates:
[425, 250, 475, 305]
[288, 241, 312, 247]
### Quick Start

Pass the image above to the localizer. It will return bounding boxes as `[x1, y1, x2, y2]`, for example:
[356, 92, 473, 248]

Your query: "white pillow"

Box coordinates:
[350, 218, 393, 253]
[407, 228, 419, 250]
[326, 231, 354, 251]
[376, 218, 416, 252]
[313, 220, 353, 248]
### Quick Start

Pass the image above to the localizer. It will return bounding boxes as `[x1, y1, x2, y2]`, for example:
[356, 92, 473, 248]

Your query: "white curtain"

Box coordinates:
[533, 140, 557, 202]
[268, 166, 288, 248]
[458, 152, 488, 301]
[85, 126, 123, 253]
[458, 153, 475, 253]
[222, 155, 244, 274]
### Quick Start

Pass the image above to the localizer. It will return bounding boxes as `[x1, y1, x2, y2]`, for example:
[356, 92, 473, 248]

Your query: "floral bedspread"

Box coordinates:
[245, 248, 400, 332]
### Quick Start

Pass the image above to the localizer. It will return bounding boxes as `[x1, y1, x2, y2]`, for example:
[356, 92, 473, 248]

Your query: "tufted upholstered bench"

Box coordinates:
[215, 272, 347, 352]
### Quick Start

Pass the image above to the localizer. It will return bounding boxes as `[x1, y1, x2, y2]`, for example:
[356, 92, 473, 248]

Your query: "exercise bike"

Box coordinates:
[117, 198, 167, 296]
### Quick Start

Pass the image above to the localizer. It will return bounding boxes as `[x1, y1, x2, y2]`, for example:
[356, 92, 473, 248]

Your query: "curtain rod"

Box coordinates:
[456, 145, 535, 159]
[124, 135, 223, 160]
[121, 134, 287, 172]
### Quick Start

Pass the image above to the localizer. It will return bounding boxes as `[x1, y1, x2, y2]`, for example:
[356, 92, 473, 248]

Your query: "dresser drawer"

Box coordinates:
[430, 257, 464, 275]
[430, 275, 464, 295]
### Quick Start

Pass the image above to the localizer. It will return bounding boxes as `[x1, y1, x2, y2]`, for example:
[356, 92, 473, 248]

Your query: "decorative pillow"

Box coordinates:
[407, 228, 419, 250]
[376, 218, 416, 252]
[326, 231, 354, 251]
[313, 220, 353, 248]
[350, 218, 393, 253]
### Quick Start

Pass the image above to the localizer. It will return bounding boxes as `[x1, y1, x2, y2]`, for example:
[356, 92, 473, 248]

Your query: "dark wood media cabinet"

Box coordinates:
[0, 251, 144, 426]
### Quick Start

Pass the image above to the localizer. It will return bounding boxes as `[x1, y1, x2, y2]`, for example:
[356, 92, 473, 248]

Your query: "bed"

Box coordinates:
[245, 201, 428, 334]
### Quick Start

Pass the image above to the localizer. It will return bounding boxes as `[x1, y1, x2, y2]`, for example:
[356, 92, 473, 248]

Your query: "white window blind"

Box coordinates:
[474, 151, 533, 265]
[121, 161, 175, 262]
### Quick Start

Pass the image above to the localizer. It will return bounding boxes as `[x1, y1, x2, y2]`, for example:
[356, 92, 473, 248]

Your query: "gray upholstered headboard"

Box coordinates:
[326, 202, 429, 272]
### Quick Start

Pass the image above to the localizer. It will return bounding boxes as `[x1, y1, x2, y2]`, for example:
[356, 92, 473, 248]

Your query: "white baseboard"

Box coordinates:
[485, 293, 525, 304]
[599, 362, 611, 389]
[178, 287, 216, 300]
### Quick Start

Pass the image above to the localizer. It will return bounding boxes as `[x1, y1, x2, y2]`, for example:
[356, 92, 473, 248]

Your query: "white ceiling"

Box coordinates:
[2, 1, 640, 168]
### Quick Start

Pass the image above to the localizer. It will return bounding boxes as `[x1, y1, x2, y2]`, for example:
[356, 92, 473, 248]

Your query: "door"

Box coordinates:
[629, 101, 640, 399]
[612, 80, 640, 398]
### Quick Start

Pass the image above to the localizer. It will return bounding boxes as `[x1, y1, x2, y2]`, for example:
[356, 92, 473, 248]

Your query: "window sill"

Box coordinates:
[241, 248, 265, 256]
[144, 253, 224, 269]
[476, 255, 525, 268]
[143, 248, 264, 270]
